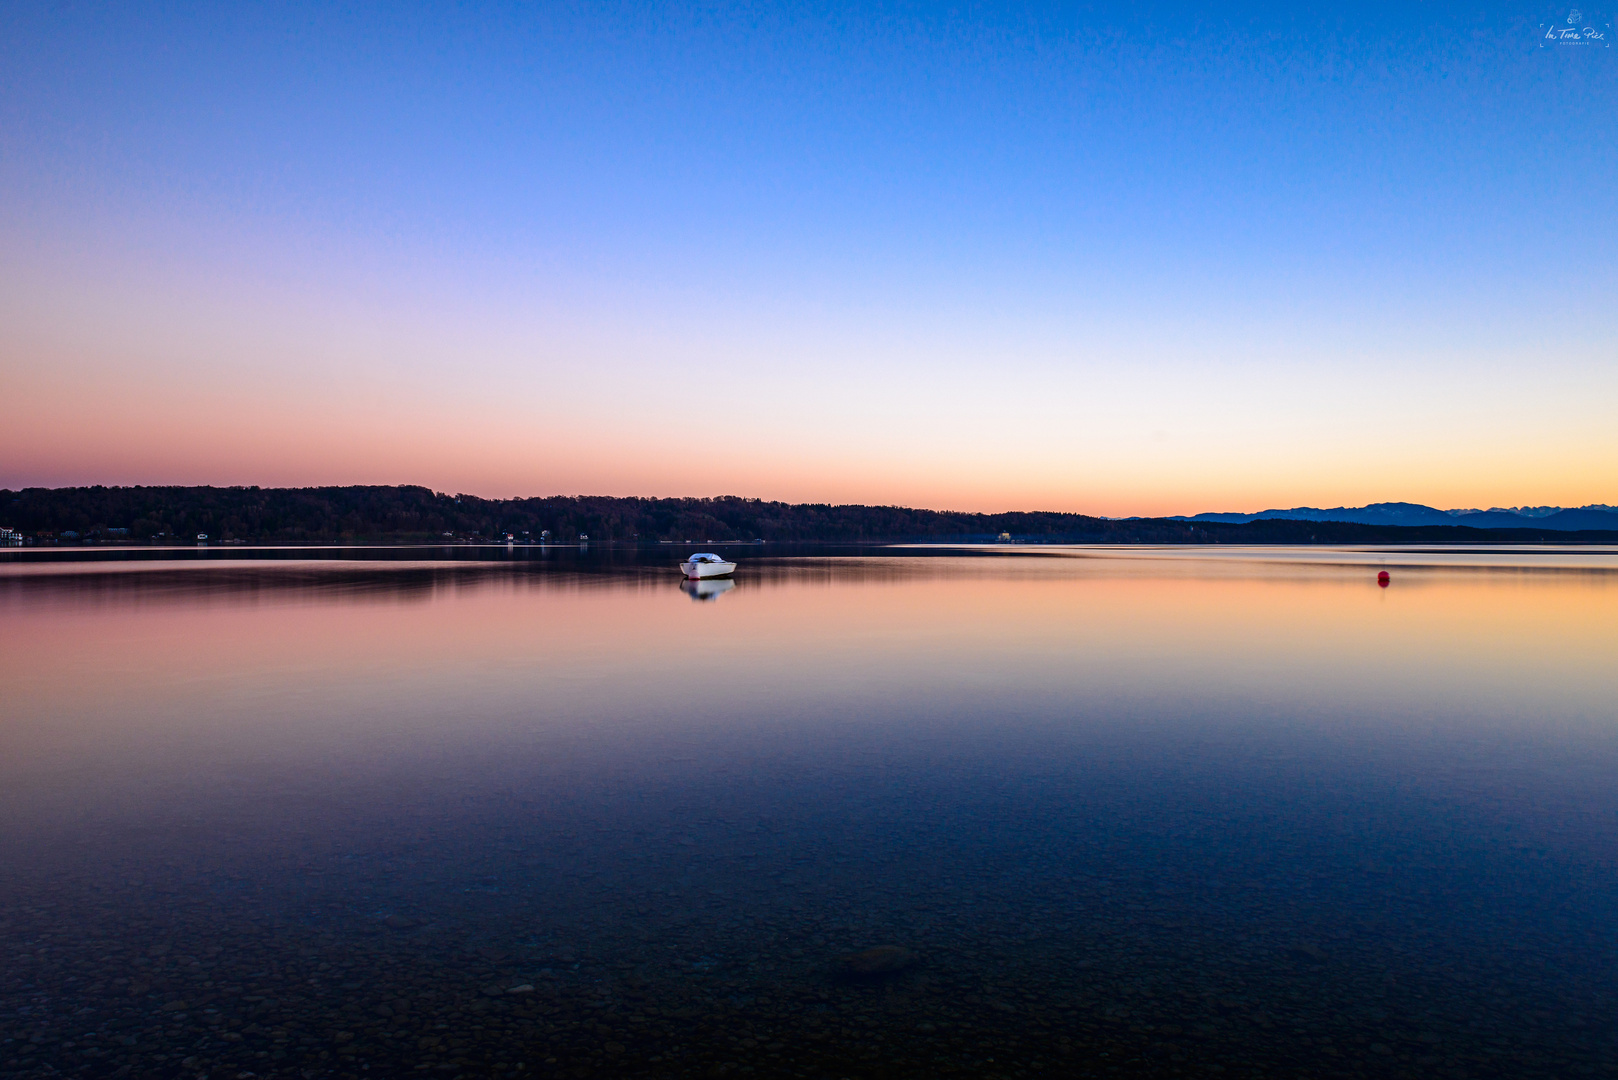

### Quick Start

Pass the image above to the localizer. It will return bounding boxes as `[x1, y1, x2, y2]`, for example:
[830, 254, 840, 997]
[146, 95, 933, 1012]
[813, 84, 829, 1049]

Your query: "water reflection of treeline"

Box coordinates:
[0, 553, 968, 609]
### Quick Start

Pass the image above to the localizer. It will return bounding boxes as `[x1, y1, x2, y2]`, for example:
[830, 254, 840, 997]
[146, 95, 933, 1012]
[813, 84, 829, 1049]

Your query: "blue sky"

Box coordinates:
[2, 2, 1614, 512]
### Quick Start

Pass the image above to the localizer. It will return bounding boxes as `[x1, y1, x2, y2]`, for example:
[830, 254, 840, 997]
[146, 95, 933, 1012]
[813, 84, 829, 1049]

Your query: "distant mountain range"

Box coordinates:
[1171, 502, 1618, 532]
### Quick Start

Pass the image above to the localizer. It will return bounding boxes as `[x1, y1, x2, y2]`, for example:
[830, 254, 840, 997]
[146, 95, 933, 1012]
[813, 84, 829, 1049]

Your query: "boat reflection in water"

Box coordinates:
[681, 576, 736, 602]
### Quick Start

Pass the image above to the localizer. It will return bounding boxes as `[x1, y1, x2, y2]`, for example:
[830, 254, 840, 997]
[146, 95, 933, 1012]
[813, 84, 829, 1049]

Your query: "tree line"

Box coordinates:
[3, 485, 1614, 544]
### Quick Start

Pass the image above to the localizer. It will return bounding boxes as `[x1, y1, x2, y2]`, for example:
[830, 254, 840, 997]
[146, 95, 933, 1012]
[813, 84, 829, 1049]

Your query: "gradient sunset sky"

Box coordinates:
[2, 2, 1614, 516]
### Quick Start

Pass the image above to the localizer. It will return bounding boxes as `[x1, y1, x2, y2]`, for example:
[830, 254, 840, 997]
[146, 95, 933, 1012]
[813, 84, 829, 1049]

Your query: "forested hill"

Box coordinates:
[4, 485, 1617, 544]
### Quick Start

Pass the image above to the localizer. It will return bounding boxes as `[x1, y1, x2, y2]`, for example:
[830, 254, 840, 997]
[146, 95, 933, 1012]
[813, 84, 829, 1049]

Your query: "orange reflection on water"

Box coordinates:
[4, 553, 1614, 720]
[1, 550, 1615, 830]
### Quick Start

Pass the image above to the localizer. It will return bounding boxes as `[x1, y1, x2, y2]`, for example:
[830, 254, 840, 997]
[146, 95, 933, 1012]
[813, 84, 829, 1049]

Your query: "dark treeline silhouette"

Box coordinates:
[5, 485, 1617, 544]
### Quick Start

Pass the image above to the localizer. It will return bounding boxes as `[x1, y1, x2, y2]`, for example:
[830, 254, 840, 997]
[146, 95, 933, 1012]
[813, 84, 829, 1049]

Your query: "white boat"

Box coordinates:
[680, 552, 736, 579]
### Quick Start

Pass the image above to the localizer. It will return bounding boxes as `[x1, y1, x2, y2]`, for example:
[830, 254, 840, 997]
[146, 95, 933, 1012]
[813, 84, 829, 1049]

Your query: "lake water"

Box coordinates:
[2, 544, 1616, 1079]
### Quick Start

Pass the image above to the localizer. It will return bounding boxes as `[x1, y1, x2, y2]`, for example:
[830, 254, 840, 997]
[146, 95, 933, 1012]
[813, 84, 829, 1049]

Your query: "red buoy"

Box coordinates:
[1377, 571, 1390, 587]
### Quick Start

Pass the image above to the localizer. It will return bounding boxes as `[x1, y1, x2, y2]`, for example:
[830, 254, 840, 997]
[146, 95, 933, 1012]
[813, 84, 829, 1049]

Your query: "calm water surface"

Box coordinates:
[2, 546, 1616, 1079]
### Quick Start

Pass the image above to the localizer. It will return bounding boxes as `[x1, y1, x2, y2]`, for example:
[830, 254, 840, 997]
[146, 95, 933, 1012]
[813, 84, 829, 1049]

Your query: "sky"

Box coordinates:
[1, 1, 1614, 516]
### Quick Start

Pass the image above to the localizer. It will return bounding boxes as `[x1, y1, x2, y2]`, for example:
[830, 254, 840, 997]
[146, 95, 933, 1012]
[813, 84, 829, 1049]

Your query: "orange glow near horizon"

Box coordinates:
[7, 207, 1616, 517]
[6, 365, 1616, 518]
[5, 237, 1616, 517]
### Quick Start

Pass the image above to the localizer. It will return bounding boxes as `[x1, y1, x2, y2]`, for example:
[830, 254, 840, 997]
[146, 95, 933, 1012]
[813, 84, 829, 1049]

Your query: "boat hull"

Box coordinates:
[681, 560, 736, 579]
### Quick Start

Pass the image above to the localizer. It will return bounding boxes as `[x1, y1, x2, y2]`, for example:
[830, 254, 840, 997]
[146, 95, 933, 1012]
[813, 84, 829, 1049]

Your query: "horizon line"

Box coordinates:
[4, 482, 1612, 521]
